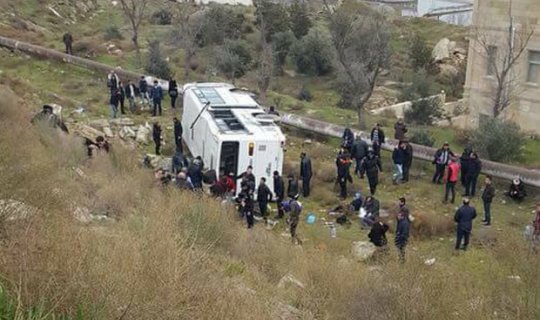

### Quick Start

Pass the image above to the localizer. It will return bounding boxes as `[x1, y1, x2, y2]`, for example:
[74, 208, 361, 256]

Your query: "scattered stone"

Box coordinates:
[103, 126, 114, 138]
[424, 258, 436, 266]
[73, 207, 111, 223]
[278, 274, 305, 290]
[88, 119, 109, 129]
[507, 275, 521, 282]
[109, 118, 134, 126]
[73, 167, 86, 178]
[136, 125, 150, 145]
[75, 124, 105, 141]
[119, 126, 136, 140]
[351, 241, 376, 262]
[0, 199, 38, 221]
[271, 302, 304, 320]
[303, 139, 312, 145]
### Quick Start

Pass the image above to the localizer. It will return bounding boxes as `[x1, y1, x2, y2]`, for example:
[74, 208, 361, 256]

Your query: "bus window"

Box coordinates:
[220, 142, 239, 177]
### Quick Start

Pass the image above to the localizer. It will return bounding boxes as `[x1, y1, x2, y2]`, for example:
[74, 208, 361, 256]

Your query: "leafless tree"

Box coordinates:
[473, 0, 535, 117]
[323, 1, 391, 129]
[254, 0, 274, 102]
[118, 0, 148, 63]
[170, 1, 206, 78]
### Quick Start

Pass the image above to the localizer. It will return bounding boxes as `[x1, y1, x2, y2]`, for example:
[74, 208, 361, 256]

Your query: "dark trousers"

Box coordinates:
[455, 228, 470, 249]
[276, 198, 284, 218]
[290, 218, 300, 244]
[152, 100, 162, 116]
[402, 163, 411, 182]
[445, 181, 456, 203]
[171, 95, 177, 109]
[396, 244, 406, 263]
[432, 164, 446, 183]
[367, 175, 378, 195]
[302, 177, 311, 197]
[175, 136, 183, 153]
[259, 201, 268, 218]
[65, 43, 73, 55]
[246, 211, 254, 228]
[483, 201, 491, 224]
[154, 140, 161, 155]
[465, 176, 478, 196]
[339, 178, 347, 199]
[119, 96, 125, 114]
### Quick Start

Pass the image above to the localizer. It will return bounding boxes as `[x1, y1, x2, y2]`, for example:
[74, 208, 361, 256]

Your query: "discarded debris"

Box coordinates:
[424, 258, 436, 266]
[278, 274, 305, 290]
[0, 199, 38, 221]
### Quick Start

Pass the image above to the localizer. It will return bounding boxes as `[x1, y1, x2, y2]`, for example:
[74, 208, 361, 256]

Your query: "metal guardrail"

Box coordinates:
[1, 35, 539, 187]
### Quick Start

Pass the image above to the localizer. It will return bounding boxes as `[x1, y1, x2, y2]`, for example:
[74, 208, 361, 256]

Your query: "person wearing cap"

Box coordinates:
[481, 175, 495, 226]
[395, 199, 410, 263]
[432, 142, 454, 184]
[273, 171, 285, 219]
[300, 152, 313, 197]
[370, 123, 385, 158]
[505, 178, 527, 202]
[454, 198, 477, 251]
[287, 173, 299, 199]
[443, 157, 461, 204]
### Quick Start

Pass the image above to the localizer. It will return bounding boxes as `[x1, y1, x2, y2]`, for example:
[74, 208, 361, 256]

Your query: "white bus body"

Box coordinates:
[181, 83, 286, 193]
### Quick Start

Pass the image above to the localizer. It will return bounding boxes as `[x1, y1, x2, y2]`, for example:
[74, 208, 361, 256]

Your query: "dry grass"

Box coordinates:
[1, 85, 540, 320]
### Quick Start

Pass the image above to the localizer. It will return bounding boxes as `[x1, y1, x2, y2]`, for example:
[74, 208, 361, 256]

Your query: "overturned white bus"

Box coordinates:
[181, 83, 286, 193]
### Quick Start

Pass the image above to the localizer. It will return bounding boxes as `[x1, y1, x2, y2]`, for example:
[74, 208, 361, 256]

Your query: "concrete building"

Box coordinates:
[464, 0, 540, 133]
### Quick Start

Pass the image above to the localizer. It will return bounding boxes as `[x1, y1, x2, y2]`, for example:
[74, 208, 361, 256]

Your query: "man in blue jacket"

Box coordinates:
[150, 80, 163, 117]
[454, 198, 477, 251]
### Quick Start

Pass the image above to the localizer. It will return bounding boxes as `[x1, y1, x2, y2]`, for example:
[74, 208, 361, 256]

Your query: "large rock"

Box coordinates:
[109, 118, 135, 126]
[432, 38, 457, 62]
[135, 125, 150, 145]
[0, 199, 38, 221]
[74, 124, 105, 141]
[351, 241, 376, 262]
[119, 126, 136, 140]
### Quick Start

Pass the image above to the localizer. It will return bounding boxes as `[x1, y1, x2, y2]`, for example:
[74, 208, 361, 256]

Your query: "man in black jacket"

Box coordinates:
[460, 147, 472, 187]
[481, 175, 495, 226]
[257, 177, 273, 220]
[273, 171, 285, 219]
[300, 152, 313, 197]
[169, 78, 179, 109]
[152, 122, 162, 155]
[336, 150, 353, 199]
[237, 166, 256, 195]
[139, 76, 149, 106]
[173, 117, 183, 153]
[360, 149, 383, 195]
[125, 80, 138, 113]
[369, 219, 389, 247]
[287, 174, 299, 199]
[432, 142, 454, 184]
[351, 136, 369, 177]
[63, 32, 73, 55]
[370, 123, 385, 158]
[464, 152, 482, 197]
[402, 141, 413, 182]
[454, 198, 477, 250]
[395, 202, 410, 263]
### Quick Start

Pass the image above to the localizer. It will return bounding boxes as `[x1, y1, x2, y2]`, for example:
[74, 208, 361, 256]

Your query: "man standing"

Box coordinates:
[150, 80, 163, 117]
[152, 122, 162, 155]
[394, 118, 407, 141]
[139, 76, 149, 106]
[62, 32, 73, 55]
[336, 150, 353, 199]
[454, 198, 477, 251]
[300, 152, 313, 197]
[460, 147, 472, 188]
[360, 149, 383, 195]
[481, 175, 495, 226]
[392, 141, 405, 184]
[109, 88, 120, 119]
[402, 141, 413, 183]
[395, 198, 410, 263]
[173, 117, 183, 153]
[118, 80, 126, 115]
[532, 204, 540, 253]
[273, 171, 285, 219]
[342, 128, 354, 151]
[287, 174, 299, 199]
[125, 80, 138, 113]
[351, 135, 369, 177]
[241, 194, 255, 229]
[288, 194, 302, 245]
[257, 177, 272, 220]
[107, 70, 120, 92]
[370, 123, 385, 158]
[464, 152, 482, 197]
[432, 142, 454, 184]
[168, 78, 179, 109]
[444, 157, 461, 204]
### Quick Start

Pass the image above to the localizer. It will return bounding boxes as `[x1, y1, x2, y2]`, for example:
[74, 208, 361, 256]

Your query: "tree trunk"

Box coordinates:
[132, 32, 141, 66]
[356, 105, 366, 130]
[184, 51, 192, 78]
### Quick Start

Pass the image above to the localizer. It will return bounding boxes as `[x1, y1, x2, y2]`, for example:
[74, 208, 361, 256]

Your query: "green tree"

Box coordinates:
[289, 0, 312, 39]
[409, 34, 432, 71]
[271, 31, 295, 74]
[145, 40, 172, 79]
[198, 5, 244, 46]
[214, 40, 252, 83]
[254, 0, 290, 41]
[471, 117, 525, 162]
[290, 28, 333, 76]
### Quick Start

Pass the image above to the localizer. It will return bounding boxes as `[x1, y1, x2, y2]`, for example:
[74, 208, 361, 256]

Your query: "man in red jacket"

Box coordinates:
[444, 157, 461, 204]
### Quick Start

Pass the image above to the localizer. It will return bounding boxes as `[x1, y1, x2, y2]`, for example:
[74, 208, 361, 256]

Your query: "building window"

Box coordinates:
[527, 50, 540, 83]
[486, 45, 497, 76]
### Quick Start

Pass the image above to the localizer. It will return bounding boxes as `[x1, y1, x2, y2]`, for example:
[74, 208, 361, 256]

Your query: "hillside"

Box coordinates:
[0, 1, 540, 319]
